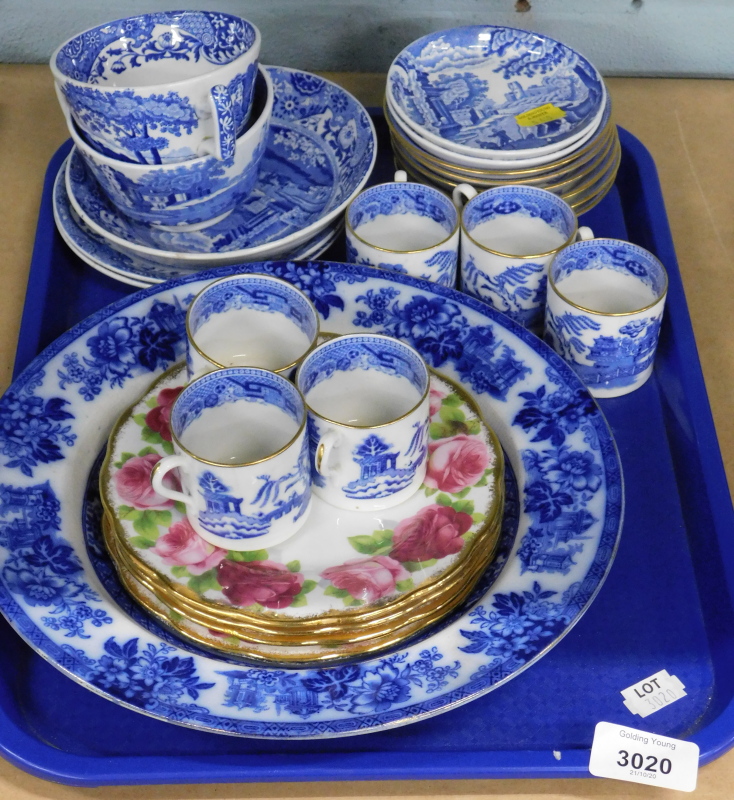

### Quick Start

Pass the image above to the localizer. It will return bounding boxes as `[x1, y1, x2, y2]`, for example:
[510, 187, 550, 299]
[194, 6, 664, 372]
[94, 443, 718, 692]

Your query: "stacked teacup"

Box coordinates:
[51, 11, 269, 234]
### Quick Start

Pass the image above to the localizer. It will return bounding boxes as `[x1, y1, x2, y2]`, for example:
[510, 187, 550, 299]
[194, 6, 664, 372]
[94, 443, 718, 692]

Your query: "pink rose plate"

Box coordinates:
[100, 364, 503, 628]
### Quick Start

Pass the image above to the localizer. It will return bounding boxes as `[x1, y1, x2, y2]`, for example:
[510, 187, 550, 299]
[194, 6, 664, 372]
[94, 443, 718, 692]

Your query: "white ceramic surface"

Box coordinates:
[545, 238, 668, 398]
[297, 334, 430, 511]
[186, 273, 320, 380]
[345, 171, 460, 287]
[51, 11, 261, 163]
[152, 367, 311, 549]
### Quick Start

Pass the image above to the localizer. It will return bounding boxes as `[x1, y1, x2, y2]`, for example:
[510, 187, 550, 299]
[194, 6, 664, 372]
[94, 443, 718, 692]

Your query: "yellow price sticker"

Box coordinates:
[515, 103, 566, 127]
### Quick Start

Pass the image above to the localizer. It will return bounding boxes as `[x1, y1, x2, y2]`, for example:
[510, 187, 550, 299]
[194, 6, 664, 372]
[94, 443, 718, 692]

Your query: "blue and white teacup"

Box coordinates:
[545, 238, 668, 398]
[151, 368, 311, 550]
[186, 274, 320, 381]
[295, 334, 430, 511]
[455, 184, 594, 332]
[67, 66, 273, 230]
[51, 11, 261, 163]
[345, 171, 460, 287]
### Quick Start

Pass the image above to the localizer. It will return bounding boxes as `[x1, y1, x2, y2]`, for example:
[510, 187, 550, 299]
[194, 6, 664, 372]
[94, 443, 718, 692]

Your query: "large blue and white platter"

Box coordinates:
[0, 262, 622, 738]
[64, 65, 376, 268]
[387, 26, 605, 158]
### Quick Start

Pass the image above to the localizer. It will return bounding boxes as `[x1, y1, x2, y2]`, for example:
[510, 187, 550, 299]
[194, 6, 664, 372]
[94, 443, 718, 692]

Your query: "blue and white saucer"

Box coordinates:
[53, 159, 342, 287]
[0, 262, 622, 738]
[387, 26, 605, 158]
[62, 65, 376, 269]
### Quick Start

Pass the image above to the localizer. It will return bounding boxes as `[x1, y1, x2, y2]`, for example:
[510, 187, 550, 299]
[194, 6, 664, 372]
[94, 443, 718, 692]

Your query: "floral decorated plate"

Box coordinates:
[52, 161, 341, 287]
[64, 65, 376, 267]
[98, 364, 504, 663]
[387, 26, 605, 158]
[0, 262, 622, 737]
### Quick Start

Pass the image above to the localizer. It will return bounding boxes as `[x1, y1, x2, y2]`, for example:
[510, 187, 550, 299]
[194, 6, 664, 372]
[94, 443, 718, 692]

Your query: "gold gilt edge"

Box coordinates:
[392, 128, 616, 192]
[99, 358, 505, 632]
[103, 515, 500, 648]
[394, 128, 619, 196]
[384, 99, 616, 177]
[104, 519, 498, 667]
[389, 119, 615, 184]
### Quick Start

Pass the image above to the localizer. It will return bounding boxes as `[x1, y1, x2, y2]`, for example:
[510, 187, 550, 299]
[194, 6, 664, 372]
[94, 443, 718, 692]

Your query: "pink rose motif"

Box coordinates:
[424, 434, 491, 494]
[151, 517, 227, 575]
[114, 453, 180, 509]
[429, 388, 446, 418]
[390, 504, 472, 563]
[145, 386, 184, 442]
[217, 559, 304, 609]
[321, 556, 409, 604]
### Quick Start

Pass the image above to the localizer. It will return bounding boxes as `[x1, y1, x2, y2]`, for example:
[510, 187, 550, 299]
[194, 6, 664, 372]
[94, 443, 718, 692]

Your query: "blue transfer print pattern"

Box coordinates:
[56, 12, 257, 83]
[87, 637, 215, 710]
[0, 380, 76, 477]
[0, 482, 112, 637]
[0, 263, 622, 737]
[352, 288, 531, 400]
[512, 369, 601, 573]
[546, 307, 664, 391]
[346, 240, 457, 288]
[463, 187, 574, 241]
[220, 647, 460, 717]
[388, 26, 604, 151]
[462, 255, 547, 330]
[58, 299, 186, 400]
[348, 182, 456, 233]
[67, 66, 375, 254]
[460, 580, 570, 670]
[343, 432, 424, 500]
[189, 275, 317, 341]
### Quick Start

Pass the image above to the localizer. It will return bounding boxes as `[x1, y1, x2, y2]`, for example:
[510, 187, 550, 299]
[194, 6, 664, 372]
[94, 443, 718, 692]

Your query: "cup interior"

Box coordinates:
[188, 275, 319, 372]
[463, 186, 576, 257]
[298, 335, 429, 427]
[550, 239, 668, 314]
[348, 182, 458, 252]
[54, 11, 259, 87]
[172, 369, 304, 465]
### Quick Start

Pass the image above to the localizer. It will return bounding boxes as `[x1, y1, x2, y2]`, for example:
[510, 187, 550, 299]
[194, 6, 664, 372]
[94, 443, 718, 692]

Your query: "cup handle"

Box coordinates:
[314, 430, 341, 477]
[452, 183, 477, 208]
[394, 170, 408, 182]
[576, 226, 594, 241]
[207, 84, 236, 161]
[151, 455, 193, 508]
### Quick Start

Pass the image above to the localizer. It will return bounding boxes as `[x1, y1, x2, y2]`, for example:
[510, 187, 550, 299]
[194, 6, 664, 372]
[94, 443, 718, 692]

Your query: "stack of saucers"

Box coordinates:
[385, 25, 619, 214]
[99, 363, 505, 667]
[50, 12, 377, 288]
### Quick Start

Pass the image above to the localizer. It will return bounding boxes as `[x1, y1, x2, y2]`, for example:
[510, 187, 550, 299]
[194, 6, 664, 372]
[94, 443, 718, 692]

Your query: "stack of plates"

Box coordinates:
[385, 26, 619, 214]
[100, 364, 506, 667]
[53, 66, 377, 288]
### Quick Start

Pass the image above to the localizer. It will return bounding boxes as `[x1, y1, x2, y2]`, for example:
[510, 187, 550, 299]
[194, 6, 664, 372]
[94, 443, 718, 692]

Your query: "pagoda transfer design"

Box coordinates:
[343, 423, 427, 500]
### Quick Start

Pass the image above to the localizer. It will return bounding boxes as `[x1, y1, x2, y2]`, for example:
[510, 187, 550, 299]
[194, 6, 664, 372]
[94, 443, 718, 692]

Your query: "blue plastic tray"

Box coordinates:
[2, 115, 734, 787]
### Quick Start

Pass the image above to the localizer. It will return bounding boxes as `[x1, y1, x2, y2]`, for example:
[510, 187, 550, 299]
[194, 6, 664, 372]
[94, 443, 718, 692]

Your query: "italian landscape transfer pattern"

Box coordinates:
[57, 13, 259, 164]
[104, 366, 499, 616]
[388, 26, 604, 151]
[55, 158, 342, 285]
[0, 262, 621, 736]
[55, 12, 258, 82]
[67, 66, 376, 256]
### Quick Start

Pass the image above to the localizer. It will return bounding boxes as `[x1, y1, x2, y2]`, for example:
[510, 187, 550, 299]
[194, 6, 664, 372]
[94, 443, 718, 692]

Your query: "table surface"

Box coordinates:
[1, 64, 733, 798]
